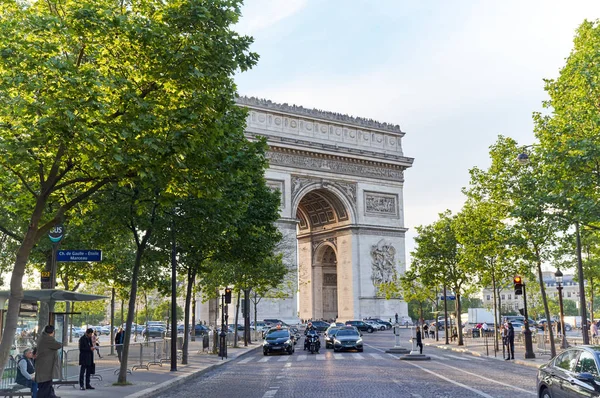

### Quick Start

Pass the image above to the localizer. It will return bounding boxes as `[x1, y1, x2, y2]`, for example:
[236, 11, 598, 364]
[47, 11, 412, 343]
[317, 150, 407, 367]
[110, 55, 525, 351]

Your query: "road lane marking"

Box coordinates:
[397, 365, 495, 398]
[284, 362, 292, 368]
[333, 354, 344, 360]
[354, 353, 364, 359]
[297, 354, 307, 361]
[433, 361, 536, 395]
[316, 355, 326, 360]
[258, 357, 271, 362]
[444, 354, 470, 361]
[238, 357, 253, 364]
[277, 356, 290, 362]
[387, 354, 399, 359]
[370, 353, 384, 360]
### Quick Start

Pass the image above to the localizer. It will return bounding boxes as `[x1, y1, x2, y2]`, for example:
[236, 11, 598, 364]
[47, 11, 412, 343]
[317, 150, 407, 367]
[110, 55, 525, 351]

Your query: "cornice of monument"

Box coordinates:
[236, 96, 404, 136]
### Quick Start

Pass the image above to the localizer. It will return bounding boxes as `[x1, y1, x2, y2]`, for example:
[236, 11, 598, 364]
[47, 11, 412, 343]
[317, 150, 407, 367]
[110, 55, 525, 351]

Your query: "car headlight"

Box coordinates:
[334, 339, 340, 344]
[357, 339, 363, 344]
[263, 341, 269, 346]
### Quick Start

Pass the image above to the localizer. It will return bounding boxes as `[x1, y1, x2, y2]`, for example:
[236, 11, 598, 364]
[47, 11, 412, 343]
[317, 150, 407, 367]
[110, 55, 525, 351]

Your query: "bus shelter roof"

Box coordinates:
[0, 289, 107, 304]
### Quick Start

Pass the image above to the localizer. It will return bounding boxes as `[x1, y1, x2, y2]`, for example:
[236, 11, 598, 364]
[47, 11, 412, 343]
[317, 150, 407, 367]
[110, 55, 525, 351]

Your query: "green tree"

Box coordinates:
[0, 0, 258, 374]
[153, 301, 183, 323]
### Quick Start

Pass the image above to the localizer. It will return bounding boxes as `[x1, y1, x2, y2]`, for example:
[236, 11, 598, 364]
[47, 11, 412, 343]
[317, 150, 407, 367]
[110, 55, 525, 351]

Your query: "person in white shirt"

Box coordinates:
[16, 347, 37, 397]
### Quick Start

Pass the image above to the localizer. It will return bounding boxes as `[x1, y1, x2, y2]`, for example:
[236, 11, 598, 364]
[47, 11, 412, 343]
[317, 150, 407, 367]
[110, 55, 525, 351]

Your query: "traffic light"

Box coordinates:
[514, 276, 523, 296]
[224, 287, 232, 304]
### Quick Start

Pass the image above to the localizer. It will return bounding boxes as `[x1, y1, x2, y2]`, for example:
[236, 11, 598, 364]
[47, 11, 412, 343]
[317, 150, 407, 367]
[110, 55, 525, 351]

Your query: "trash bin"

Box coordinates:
[177, 336, 184, 350]
[203, 334, 209, 349]
[472, 329, 480, 338]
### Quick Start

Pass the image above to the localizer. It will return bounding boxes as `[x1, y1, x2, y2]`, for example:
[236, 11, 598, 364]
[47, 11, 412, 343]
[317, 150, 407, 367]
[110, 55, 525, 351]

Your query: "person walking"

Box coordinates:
[16, 347, 37, 398]
[35, 325, 62, 398]
[506, 321, 515, 360]
[79, 328, 96, 391]
[416, 326, 423, 354]
[115, 327, 124, 363]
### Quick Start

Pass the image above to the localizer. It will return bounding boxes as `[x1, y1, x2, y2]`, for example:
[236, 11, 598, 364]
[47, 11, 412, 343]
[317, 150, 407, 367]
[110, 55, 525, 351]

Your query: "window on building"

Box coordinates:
[567, 292, 571, 297]
[508, 294, 512, 300]
[486, 295, 491, 301]
[501, 294, 505, 300]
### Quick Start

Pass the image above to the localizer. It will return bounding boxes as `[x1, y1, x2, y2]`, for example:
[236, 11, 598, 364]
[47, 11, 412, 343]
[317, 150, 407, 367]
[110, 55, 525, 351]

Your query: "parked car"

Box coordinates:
[364, 320, 386, 331]
[263, 328, 294, 355]
[333, 327, 363, 352]
[251, 321, 266, 330]
[537, 345, 600, 397]
[367, 318, 392, 329]
[142, 326, 166, 338]
[345, 320, 374, 333]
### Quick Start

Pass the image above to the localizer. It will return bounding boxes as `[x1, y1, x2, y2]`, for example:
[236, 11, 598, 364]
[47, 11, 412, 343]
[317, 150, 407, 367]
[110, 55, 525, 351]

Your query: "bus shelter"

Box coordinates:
[0, 289, 107, 352]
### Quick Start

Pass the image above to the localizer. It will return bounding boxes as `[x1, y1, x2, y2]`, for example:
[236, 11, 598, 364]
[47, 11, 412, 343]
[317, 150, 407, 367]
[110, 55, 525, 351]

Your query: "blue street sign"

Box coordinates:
[56, 250, 102, 262]
[440, 295, 456, 301]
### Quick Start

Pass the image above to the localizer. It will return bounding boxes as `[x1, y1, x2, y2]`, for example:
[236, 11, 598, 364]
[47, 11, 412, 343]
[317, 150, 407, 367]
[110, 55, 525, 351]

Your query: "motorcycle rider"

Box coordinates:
[304, 322, 320, 351]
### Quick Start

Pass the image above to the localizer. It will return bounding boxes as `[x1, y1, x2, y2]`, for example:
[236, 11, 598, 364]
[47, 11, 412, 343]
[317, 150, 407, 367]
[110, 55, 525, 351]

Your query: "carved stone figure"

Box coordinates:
[370, 239, 397, 287]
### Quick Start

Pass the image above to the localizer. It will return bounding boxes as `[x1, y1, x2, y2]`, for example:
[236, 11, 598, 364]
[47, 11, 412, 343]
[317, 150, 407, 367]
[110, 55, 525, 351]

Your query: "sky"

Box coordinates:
[232, 0, 600, 268]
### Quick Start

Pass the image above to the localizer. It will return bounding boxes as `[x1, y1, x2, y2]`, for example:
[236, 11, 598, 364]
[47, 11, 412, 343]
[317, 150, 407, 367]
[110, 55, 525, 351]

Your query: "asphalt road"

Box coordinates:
[156, 329, 539, 398]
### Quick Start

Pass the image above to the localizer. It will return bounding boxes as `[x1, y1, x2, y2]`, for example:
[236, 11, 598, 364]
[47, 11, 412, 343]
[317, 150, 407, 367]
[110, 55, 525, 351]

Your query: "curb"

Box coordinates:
[124, 345, 262, 398]
[424, 342, 543, 369]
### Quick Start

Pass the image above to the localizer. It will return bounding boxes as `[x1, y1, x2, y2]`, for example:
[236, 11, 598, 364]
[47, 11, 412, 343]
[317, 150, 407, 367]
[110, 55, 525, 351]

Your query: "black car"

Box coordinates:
[310, 321, 330, 332]
[142, 326, 166, 338]
[537, 345, 600, 397]
[345, 320, 374, 333]
[263, 328, 295, 355]
[333, 327, 363, 352]
[324, 327, 341, 349]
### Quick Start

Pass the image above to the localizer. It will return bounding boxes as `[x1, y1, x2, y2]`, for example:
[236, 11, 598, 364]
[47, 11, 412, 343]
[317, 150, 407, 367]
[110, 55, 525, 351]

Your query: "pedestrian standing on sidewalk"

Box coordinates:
[506, 321, 515, 360]
[79, 328, 96, 391]
[423, 323, 429, 339]
[415, 326, 423, 354]
[115, 327, 124, 363]
[35, 325, 62, 398]
[499, 323, 507, 359]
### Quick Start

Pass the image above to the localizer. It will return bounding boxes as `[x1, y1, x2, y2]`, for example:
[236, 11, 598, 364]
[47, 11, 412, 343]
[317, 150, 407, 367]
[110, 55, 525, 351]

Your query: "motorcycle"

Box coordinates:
[306, 331, 320, 354]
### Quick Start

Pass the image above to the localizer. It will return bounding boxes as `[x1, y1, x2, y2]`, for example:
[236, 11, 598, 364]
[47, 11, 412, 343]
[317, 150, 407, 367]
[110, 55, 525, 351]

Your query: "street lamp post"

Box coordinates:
[555, 269, 568, 349]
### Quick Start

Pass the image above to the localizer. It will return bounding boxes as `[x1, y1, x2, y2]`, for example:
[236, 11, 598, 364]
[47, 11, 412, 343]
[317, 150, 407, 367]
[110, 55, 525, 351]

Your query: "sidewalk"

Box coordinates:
[422, 332, 549, 369]
[51, 340, 260, 398]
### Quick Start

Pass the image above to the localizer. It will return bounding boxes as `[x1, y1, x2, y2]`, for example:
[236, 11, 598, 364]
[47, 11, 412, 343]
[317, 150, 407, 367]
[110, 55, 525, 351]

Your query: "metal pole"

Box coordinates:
[575, 222, 589, 345]
[557, 283, 568, 349]
[522, 283, 536, 358]
[443, 284, 449, 345]
[170, 219, 177, 372]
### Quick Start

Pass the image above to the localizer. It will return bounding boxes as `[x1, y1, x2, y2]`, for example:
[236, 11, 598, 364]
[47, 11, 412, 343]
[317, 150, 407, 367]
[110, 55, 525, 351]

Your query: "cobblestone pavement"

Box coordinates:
[156, 329, 539, 398]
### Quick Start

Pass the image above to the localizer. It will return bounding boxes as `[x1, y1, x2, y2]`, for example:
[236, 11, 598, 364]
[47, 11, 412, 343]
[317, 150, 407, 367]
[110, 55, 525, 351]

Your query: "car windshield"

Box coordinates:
[337, 330, 358, 337]
[328, 329, 340, 336]
[267, 331, 289, 338]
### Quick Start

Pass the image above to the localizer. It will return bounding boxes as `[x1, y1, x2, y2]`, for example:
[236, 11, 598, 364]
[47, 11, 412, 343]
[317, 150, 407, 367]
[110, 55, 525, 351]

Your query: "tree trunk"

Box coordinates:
[536, 251, 556, 357]
[244, 288, 251, 346]
[182, 267, 196, 365]
[191, 284, 196, 342]
[117, 245, 146, 383]
[456, 292, 463, 346]
[0, 213, 42, 379]
[491, 269, 499, 352]
[233, 291, 241, 348]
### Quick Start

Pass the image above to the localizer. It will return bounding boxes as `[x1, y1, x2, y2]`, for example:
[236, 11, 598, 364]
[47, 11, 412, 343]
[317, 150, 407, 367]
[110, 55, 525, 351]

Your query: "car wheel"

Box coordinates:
[358, 348, 363, 352]
[333, 347, 339, 352]
[539, 387, 552, 398]
[380, 326, 385, 331]
[367, 328, 374, 333]
[263, 351, 268, 356]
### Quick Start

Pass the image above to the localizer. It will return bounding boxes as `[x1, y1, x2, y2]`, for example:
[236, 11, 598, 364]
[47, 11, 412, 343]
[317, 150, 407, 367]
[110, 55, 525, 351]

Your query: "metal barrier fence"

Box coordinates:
[0, 356, 18, 390]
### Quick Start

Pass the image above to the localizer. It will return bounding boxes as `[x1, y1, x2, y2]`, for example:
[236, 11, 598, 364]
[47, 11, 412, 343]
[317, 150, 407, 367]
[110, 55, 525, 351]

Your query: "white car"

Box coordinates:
[364, 320, 385, 331]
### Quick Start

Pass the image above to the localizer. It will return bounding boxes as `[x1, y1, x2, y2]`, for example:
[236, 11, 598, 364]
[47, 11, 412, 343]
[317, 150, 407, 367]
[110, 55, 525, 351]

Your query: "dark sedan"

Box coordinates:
[142, 326, 165, 338]
[333, 327, 363, 352]
[311, 320, 330, 332]
[263, 328, 295, 355]
[537, 345, 600, 397]
[325, 327, 341, 349]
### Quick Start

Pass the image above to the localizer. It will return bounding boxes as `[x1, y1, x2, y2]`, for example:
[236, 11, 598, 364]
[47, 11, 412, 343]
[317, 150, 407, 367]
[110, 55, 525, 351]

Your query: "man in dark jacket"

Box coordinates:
[78, 328, 96, 391]
[114, 327, 124, 363]
[35, 325, 62, 398]
[506, 322, 515, 360]
[16, 347, 37, 397]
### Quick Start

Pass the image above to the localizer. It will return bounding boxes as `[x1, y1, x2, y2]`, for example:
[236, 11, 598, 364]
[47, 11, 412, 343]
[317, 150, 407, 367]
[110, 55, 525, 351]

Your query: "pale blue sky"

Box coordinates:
[233, 1, 600, 267]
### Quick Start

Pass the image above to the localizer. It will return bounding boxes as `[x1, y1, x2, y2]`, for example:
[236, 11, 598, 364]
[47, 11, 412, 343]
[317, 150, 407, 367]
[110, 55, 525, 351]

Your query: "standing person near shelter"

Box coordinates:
[115, 327, 125, 363]
[591, 321, 598, 342]
[415, 326, 423, 354]
[506, 321, 515, 360]
[35, 325, 62, 398]
[79, 328, 96, 391]
[16, 347, 37, 398]
[423, 323, 429, 339]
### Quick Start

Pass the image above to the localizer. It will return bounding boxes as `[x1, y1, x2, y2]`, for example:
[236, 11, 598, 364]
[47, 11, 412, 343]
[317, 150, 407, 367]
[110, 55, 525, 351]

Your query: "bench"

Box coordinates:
[0, 384, 32, 398]
[54, 380, 78, 389]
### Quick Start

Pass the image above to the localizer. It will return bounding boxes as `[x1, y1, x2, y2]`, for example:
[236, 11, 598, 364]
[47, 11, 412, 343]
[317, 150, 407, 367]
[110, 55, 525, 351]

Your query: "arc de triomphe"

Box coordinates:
[236, 97, 414, 322]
